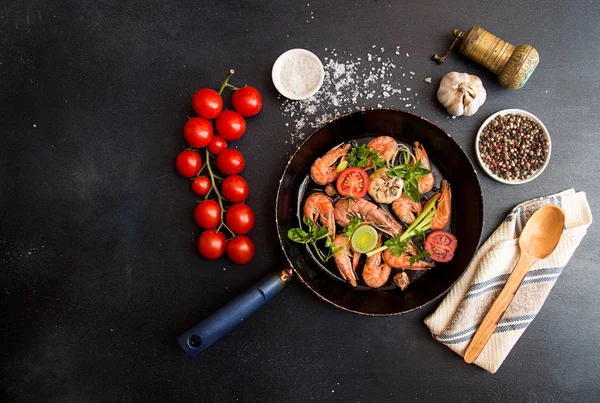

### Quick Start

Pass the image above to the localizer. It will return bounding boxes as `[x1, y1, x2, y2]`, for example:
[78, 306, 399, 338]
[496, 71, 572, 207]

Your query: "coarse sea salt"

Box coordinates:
[280, 46, 423, 145]
[280, 55, 322, 97]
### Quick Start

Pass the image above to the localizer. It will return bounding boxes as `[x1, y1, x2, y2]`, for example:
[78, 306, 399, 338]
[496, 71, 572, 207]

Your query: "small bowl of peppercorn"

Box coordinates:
[475, 109, 551, 184]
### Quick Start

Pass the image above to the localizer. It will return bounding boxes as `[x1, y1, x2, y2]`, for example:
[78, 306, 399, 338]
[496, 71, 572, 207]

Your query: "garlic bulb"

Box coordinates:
[437, 72, 486, 117]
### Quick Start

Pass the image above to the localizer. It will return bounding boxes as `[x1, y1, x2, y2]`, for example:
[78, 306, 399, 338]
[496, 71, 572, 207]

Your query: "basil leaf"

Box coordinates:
[387, 164, 409, 178]
[404, 178, 420, 202]
[302, 216, 316, 232]
[411, 166, 432, 179]
[313, 225, 330, 240]
[288, 228, 312, 244]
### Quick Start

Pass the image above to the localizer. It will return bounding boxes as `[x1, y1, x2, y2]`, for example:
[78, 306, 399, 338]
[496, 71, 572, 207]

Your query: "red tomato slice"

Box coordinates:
[336, 168, 369, 198]
[424, 231, 458, 263]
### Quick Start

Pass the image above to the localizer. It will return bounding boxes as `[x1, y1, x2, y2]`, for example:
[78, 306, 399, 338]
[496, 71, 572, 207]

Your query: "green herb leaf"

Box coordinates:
[387, 164, 408, 178]
[404, 178, 420, 202]
[408, 229, 430, 266]
[313, 225, 330, 241]
[288, 217, 336, 262]
[342, 216, 362, 238]
[387, 159, 432, 202]
[287, 228, 312, 244]
[325, 236, 344, 256]
[302, 216, 316, 231]
[347, 144, 386, 169]
[385, 236, 409, 257]
[408, 249, 430, 266]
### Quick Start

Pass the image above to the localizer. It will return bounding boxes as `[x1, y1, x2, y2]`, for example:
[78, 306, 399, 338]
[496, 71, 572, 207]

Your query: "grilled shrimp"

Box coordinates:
[426, 179, 451, 230]
[413, 141, 434, 194]
[332, 235, 359, 287]
[362, 234, 392, 288]
[310, 143, 352, 185]
[391, 193, 423, 226]
[383, 247, 435, 270]
[333, 197, 403, 237]
[368, 136, 399, 163]
[303, 193, 336, 238]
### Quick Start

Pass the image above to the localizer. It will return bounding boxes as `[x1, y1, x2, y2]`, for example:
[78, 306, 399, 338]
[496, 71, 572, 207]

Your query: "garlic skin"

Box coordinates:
[437, 72, 487, 117]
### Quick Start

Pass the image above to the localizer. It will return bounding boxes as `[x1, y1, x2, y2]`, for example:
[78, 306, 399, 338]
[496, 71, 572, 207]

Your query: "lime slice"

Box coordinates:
[351, 225, 378, 253]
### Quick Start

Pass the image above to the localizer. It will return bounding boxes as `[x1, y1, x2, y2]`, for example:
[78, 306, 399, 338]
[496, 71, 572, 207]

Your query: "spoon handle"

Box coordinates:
[464, 253, 538, 364]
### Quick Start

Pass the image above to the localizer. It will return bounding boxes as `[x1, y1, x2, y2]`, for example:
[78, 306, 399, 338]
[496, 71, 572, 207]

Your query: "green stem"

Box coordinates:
[218, 69, 235, 95]
[205, 148, 228, 235]
[226, 83, 240, 91]
[404, 196, 438, 235]
[367, 245, 387, 257]
[219, 222, 236, 237]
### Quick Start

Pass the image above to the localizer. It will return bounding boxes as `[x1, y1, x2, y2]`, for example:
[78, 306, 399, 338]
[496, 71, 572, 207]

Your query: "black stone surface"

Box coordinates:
[1, 1, 598, 402]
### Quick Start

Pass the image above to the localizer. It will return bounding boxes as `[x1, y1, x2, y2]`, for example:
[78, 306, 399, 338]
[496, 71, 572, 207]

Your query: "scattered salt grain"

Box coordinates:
[279, 47, 422, 145]
[424, 77, 432, 83]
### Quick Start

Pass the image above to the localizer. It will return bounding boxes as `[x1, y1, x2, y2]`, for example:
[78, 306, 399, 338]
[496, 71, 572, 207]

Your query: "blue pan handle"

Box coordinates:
[178, 266, 294, 357]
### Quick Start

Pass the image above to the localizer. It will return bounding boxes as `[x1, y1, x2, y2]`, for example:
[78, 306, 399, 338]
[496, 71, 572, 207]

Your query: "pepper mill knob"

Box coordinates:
[433, 25, 539, 90]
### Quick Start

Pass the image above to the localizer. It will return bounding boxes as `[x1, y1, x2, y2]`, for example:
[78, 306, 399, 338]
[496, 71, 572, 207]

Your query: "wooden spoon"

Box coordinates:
[464, 204, 565, 364]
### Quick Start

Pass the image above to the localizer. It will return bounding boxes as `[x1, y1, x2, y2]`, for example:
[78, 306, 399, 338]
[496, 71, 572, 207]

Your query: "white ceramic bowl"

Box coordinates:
[475, 109, 551, 185]
[272, 48, 324, 100]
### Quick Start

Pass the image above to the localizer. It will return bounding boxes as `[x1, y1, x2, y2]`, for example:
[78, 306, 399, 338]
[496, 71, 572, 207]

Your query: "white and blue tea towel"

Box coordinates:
[424, 189, 592, 373]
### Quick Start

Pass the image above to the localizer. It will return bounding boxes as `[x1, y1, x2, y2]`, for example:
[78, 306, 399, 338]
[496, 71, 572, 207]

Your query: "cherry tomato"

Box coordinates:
[194, 200, 221, 229]
[215, 110, 246, 141]
[226, 236, 255, 264]
[208, 135, 227, 155]
[225, 204, 255, 234]
[336, 168, 369, 198]
[221, 175, 249, 203]
[216, 149, 245, 175]
[198, 229, 226, 259]
[424, 231, 458, 263]
[191, 176, 211, 196]
[192, 88, 223, 119]
[176, 151, 202, 178]
[232, 86, 262, 117]
[183, 117, 213, 148]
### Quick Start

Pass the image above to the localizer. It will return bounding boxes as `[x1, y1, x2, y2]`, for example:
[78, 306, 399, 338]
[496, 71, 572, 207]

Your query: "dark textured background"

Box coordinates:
[1, 1, 599, 402]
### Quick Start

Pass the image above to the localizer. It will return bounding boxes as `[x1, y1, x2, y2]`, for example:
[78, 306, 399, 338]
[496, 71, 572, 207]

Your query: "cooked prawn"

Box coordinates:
[362, 234, 392, 288]
[383, 247, 435, 270]
[333, 197, 403, 237]
[332, 235, 359, 287]
[431, 179, 451, 230]
[368, 136, 399, 163]
[303, 193, 336, 238]
[413, 141, 434, 194]
[310, 143, 352, 185]
[391, 193, 423, 226]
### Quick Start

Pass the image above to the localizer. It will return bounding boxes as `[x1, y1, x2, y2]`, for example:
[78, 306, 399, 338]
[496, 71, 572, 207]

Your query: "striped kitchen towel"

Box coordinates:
[424, 189, 592, 373]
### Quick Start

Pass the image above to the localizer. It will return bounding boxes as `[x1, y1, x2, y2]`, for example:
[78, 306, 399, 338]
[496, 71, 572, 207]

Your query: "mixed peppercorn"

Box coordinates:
[478, 114, 549, 181]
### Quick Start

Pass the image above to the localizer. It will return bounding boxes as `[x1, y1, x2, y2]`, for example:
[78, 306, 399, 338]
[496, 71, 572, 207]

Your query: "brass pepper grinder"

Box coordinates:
[433, 25, 539, 90]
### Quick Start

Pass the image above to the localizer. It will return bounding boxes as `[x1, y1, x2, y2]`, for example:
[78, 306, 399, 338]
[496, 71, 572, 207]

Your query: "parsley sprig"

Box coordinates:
[346, 144, 386, 170]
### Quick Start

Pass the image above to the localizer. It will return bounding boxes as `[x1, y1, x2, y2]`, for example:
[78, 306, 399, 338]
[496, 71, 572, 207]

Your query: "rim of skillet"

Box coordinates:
[274, 108, 484, 316]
